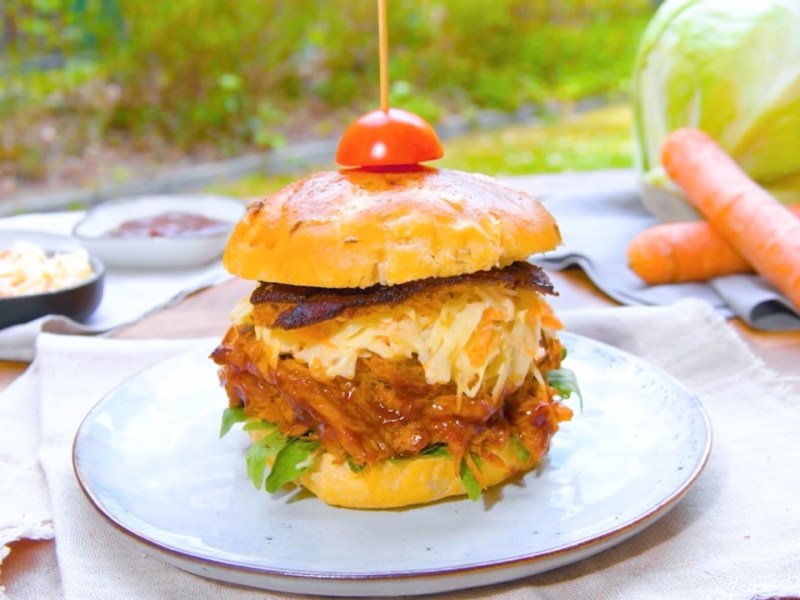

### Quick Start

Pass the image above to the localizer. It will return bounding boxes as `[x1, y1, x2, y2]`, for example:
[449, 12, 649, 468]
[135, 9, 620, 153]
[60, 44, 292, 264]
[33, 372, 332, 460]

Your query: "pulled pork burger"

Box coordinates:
[211, 165, 576, 509]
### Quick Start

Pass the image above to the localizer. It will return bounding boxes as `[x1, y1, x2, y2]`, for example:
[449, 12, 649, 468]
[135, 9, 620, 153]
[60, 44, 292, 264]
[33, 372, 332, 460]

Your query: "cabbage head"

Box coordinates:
[633, 0, 800, 221]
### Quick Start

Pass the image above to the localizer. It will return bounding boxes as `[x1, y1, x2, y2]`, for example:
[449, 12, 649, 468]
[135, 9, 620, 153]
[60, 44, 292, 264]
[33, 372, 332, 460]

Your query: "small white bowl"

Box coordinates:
[73, 195, 246, 269]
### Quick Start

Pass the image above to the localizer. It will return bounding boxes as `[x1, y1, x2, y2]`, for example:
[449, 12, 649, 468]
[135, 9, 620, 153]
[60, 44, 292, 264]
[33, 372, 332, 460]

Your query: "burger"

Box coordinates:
[211, 165, 576, 509]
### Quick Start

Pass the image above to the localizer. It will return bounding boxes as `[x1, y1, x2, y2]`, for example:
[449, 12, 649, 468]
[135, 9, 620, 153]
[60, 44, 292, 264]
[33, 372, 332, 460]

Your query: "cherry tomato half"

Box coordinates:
[335, 108, 444, 167]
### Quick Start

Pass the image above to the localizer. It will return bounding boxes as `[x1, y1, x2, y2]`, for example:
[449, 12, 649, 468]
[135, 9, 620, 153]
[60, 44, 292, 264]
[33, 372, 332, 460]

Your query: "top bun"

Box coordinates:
[224, 166, 561, 288]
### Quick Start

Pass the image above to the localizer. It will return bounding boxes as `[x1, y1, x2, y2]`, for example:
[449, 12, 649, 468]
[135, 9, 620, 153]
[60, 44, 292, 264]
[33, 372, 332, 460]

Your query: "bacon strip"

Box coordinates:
[250, 261, 555, 330]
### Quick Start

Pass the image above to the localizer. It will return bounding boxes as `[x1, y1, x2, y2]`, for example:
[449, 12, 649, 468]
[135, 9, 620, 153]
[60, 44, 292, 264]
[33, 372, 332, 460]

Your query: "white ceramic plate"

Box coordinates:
[72, 195, 246, 269]
[72, 333, 711, 597]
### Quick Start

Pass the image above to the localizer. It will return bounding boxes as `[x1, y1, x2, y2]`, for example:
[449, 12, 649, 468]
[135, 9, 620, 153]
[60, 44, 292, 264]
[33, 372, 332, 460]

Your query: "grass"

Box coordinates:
[206, 103, 635, 199]
[440, 104, 634, 175]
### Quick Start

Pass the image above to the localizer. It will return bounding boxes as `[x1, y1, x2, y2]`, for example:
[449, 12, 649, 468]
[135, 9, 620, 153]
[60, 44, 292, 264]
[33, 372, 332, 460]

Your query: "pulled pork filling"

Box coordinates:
[212, 325, 569, 471]
[211, 266, 573, 474]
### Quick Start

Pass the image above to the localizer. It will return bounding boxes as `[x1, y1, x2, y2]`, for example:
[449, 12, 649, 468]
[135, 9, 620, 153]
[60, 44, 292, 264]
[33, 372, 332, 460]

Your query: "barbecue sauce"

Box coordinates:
[211, 325, 570, 468]
[102, 211, 231, 239]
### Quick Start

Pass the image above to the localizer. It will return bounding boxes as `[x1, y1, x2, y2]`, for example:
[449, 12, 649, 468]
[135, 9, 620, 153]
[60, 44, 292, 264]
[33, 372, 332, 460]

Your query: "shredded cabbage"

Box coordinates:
[237, 285, 558, 400]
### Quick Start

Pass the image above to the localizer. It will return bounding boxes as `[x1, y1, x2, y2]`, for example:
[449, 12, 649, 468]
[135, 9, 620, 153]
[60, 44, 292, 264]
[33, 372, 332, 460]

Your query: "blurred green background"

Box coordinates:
[0, 0, 654, 200]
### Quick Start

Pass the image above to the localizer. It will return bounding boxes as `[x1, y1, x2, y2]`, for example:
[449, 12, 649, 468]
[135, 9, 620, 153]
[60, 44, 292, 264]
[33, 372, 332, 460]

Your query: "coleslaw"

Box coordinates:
[0, 241, 94, 298]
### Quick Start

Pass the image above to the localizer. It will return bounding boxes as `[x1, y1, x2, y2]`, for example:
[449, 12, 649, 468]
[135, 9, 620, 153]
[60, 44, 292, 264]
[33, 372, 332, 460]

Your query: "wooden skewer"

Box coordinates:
[378, 0, 389, 112]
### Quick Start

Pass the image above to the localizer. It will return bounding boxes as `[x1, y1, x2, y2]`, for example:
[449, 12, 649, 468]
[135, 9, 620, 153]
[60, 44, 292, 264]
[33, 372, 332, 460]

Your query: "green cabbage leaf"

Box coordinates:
[633, 0, 800, 221]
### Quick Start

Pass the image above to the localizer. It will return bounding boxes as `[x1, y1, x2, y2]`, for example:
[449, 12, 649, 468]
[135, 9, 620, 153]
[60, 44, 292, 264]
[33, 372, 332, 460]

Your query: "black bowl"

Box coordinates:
[0, 233, 106, 330]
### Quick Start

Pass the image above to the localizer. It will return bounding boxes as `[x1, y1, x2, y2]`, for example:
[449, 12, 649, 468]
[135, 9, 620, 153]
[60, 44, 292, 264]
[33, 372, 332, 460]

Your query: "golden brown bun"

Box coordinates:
[224, 167, 561, 288]
[250, 430, 535, 509]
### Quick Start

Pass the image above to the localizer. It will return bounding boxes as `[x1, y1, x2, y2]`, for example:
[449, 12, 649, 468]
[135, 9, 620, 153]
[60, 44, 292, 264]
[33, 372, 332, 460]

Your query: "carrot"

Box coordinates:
[628, 205, 800, 284]
[661, 128, 800, 310]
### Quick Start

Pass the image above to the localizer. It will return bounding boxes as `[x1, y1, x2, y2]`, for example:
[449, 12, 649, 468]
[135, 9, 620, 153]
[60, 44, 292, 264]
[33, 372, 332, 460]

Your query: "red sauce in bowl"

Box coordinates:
[102, 211, 231, 239]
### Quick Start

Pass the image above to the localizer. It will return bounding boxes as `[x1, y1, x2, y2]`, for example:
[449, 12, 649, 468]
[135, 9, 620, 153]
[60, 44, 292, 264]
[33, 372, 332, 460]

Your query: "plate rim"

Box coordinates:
[71, 332, 712, 595]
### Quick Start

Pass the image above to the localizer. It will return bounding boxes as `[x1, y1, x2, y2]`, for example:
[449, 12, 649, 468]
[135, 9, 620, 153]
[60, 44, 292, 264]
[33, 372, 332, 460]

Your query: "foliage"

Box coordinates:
[1, 0, 653, 183]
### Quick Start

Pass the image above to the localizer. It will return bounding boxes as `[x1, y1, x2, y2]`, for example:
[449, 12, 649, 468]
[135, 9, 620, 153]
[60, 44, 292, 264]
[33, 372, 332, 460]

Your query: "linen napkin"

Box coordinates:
[520, 172, 800, 331]
[0, 212, 233, 361]
[0, 366, 52, 565]
[1, 299, 799, 600]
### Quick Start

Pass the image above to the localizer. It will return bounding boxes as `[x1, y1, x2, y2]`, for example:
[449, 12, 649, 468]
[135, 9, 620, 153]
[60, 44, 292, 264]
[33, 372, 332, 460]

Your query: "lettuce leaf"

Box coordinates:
[243, 420, 278, 431]
[460, 456, 482, 502]
[222, 412, 322, 493]
[419, 443, 449, 458]
[547, 367, 583, 410]
[246, 425, 288, 489]
[219, 406, 246, 438]
[346, 457, 366, 473]
[511, 434, 532, 464]
[265, 438, 321, 493]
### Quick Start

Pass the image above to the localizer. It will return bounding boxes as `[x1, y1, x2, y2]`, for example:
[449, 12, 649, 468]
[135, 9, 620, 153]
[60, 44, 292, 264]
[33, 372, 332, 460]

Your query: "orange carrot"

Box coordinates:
[661, 128, 800, 310]
[628, 205, 800, 284]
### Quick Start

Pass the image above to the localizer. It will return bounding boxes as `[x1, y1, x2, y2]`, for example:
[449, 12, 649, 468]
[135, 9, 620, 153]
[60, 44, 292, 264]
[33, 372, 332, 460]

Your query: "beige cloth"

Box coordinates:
[1, 299, 799, 599]
[0, 367, 52, 561]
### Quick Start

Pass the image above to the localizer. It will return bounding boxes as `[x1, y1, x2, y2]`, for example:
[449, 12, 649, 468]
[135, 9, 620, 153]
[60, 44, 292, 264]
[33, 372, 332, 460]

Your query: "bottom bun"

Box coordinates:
[250, 430, 536, 509]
